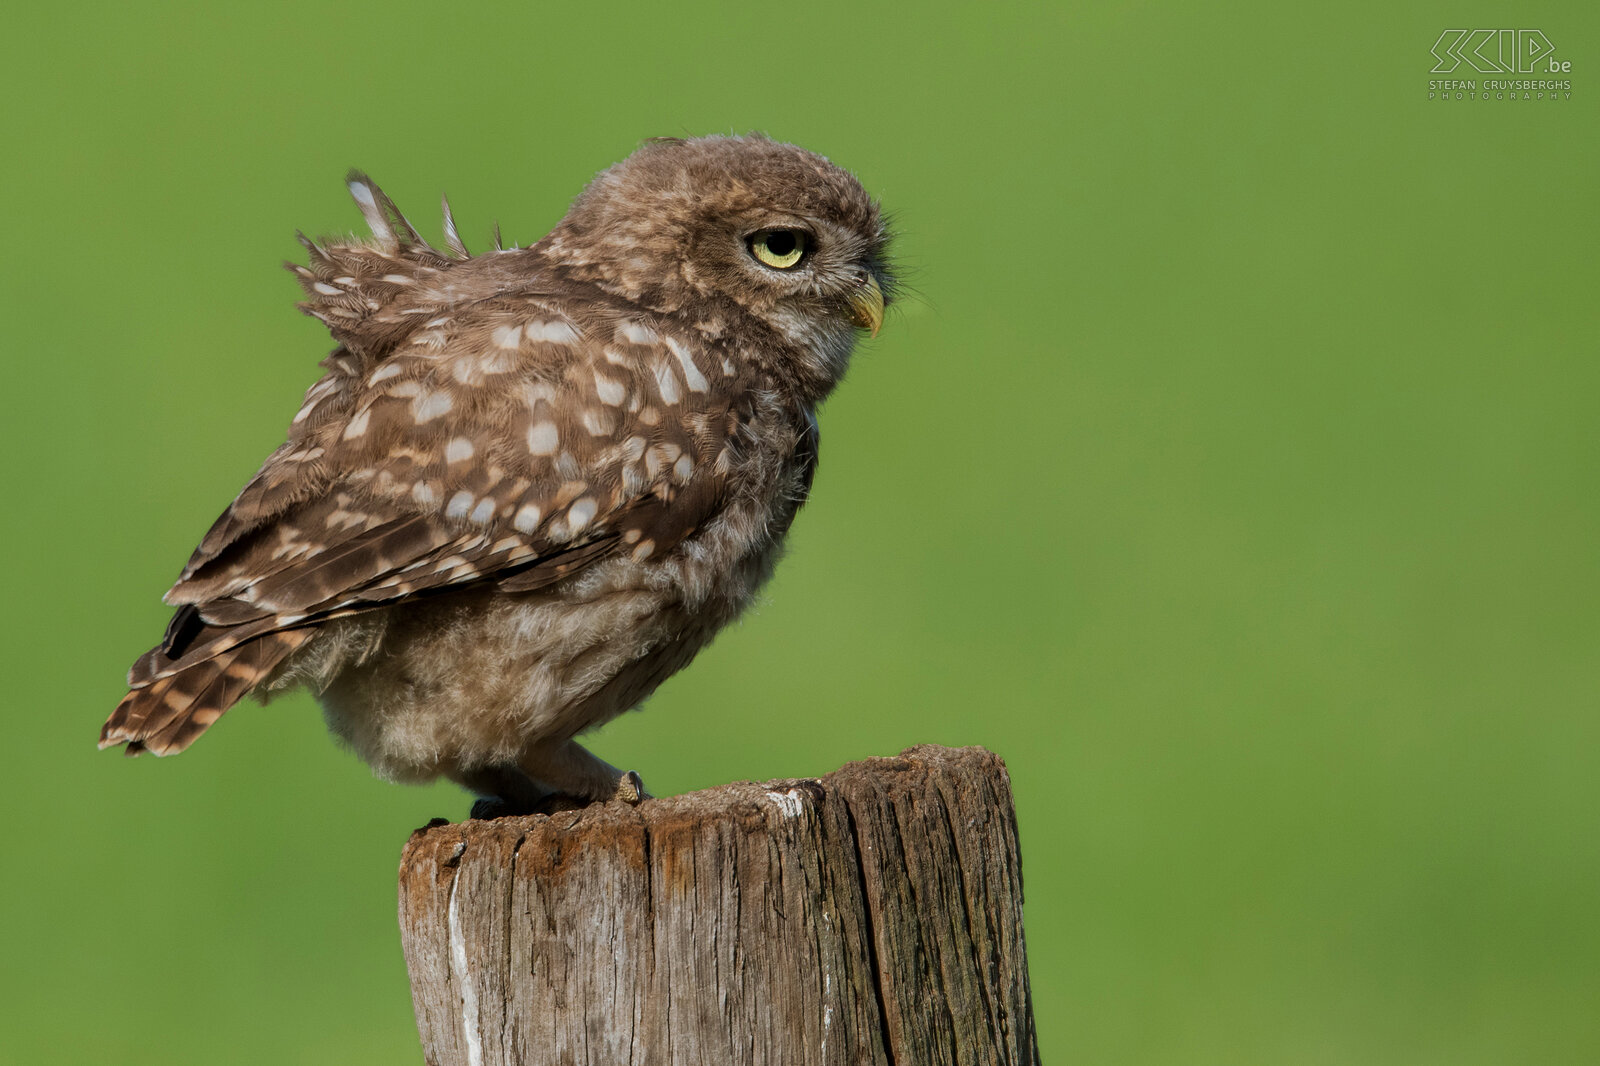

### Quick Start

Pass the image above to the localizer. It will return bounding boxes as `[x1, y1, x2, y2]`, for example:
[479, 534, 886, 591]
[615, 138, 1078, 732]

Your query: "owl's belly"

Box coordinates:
[306, 585, 672, 780]
[298, 528, 779, 782]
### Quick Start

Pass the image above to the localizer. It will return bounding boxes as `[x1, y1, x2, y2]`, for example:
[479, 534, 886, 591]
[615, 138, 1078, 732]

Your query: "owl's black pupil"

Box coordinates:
[765, 231, 797, 256]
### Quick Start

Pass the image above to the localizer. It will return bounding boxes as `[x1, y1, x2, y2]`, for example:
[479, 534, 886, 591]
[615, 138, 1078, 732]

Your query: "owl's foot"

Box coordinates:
[614, 770, 650, 805]
[514, 739, 651, 809]
[453, 765, 557, 819]
[469, 795, 529, 820]
[467, 773, 646, 819]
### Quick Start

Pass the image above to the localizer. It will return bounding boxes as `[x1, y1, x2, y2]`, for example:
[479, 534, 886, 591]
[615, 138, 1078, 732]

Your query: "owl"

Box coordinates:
[100, 135, 891, 813]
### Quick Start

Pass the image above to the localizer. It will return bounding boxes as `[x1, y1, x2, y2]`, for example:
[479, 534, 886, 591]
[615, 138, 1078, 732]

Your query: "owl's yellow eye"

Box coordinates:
[748, 229, 809, 270]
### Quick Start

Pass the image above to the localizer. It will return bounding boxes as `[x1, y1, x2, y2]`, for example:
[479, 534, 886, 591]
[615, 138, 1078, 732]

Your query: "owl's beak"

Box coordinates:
[846, 274, 885, 337]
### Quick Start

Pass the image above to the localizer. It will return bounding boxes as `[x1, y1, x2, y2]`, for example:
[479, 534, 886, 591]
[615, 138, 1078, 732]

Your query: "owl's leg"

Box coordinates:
[517, 739, 651, 806]
[451, 765, 552, 820]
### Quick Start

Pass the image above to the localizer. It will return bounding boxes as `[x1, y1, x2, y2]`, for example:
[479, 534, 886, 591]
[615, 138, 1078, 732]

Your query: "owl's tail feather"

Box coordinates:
[100, 630, 313, 756]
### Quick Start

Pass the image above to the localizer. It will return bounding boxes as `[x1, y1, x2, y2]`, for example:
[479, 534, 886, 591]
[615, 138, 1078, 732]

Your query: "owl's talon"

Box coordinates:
[470, 795, 523, 820]
[471, 790, 603, 818]
[615, 770, 650, 805]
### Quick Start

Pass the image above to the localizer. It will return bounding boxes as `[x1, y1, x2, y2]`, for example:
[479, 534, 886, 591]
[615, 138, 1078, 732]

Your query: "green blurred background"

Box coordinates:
[2, 2, 1595, 1062]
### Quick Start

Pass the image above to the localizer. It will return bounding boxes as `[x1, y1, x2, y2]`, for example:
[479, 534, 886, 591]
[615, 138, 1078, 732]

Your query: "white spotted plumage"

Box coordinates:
[103, 135, 892, 813]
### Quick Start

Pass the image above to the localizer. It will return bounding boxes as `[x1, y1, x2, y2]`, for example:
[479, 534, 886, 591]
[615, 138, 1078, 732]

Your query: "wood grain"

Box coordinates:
[399, 745, 1039, 1065]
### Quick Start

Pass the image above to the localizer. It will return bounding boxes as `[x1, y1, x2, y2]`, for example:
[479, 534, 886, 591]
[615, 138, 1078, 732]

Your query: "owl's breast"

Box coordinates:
[649, 402, 818, 615]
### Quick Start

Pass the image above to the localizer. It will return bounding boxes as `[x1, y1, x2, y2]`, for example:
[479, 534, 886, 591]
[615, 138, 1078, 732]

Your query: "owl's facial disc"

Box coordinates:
[725, 211, 889, 342]
[554, 135, 890, 349]
[742, 227, 881, 335]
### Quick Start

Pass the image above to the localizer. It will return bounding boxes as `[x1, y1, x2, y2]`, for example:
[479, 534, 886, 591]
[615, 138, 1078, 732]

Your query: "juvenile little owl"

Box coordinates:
[101, 135, 892, 813]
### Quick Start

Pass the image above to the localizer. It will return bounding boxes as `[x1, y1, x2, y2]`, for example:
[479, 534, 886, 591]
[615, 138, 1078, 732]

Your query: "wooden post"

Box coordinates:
[398, 744, 1040, 1065]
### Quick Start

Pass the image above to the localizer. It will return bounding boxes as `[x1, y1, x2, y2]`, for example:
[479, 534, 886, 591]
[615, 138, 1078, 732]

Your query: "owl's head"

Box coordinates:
[547, 135, 892, 375]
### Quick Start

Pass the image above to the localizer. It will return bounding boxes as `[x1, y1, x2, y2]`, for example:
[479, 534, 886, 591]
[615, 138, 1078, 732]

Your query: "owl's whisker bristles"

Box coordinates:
[882, 278, 928, 314]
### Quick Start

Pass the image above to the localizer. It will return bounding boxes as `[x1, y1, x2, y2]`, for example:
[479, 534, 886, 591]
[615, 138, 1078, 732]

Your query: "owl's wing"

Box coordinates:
[170, 175, 471, 580]
[130, 473, 718, 688]
[107, 296, 760, 754]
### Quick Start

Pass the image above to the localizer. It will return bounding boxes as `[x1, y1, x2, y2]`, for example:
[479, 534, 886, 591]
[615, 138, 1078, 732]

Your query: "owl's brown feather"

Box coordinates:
[129, 612, 292, 687]
[105, 629, 314, 755]
[104, 135, 891, 805]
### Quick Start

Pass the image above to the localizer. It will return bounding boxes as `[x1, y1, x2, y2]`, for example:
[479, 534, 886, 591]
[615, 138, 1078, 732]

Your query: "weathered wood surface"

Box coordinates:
[398, 744, 1039, 1065]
